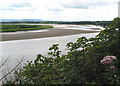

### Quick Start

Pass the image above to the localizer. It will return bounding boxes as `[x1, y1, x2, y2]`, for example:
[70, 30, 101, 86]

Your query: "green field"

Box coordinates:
[0, 25, 53, 32]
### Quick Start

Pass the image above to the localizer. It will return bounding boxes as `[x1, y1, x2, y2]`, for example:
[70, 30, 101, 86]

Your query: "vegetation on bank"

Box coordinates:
[1, 18, 120, 85]
[0, 25, 53, 32]
[2, 21, 112, 28]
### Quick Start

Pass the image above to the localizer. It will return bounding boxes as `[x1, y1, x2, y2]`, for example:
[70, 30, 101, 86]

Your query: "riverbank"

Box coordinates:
[0, 24, 102, 41]
[0, 25, 53, 32]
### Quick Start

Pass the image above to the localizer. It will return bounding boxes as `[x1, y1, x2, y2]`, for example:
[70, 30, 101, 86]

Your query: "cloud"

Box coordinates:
[9, 3, 31, 8]
[47, 8, 63, 11]
[5, 3, 35, 11]
[61, 3, 89, 9]
[0, 0, 119, 21]
[0, 3, 32, 11]
[61, 1, 109, 9]
[0, 8, 15, 11]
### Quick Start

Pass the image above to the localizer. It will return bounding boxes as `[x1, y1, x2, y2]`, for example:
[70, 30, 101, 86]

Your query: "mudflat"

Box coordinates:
[0, 24, 100, 41]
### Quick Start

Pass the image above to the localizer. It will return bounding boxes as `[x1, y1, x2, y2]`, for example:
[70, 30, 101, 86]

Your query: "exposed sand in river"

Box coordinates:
[0, 24, 101, 41]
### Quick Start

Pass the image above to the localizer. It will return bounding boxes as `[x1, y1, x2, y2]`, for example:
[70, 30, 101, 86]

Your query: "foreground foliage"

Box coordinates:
[3, 18, 120, 85]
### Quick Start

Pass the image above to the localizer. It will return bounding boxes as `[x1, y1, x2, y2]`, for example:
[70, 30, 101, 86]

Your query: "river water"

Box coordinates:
[0, 24, 104, 83]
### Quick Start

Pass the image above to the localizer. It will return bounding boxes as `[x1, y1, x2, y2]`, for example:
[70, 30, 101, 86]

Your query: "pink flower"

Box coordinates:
[110, 56, 116, 60]
[100, 60, 105, 64]
[100, 56, 117, 64]
[100, 58, 112, 64]
[104, 56, 116, 61]
[110, 66, 115, 70]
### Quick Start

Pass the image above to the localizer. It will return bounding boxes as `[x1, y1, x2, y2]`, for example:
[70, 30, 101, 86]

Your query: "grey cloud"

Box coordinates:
[9, 3, 31, 8]
[0, 8, 16, 11]
[47, 8, 63, 11]
[0, 3, 33, 11]
[62, 3, 89, 9]
[89, 1, 109, 6]
[3, 3, 35, 11]
[61, 1, 109, 9]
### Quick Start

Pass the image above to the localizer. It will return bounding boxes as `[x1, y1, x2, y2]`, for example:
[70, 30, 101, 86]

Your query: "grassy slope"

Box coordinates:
[0, 25, 53, 32]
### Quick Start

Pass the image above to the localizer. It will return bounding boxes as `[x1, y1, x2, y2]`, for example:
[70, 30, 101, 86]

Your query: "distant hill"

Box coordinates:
[1, 19, 43, 22]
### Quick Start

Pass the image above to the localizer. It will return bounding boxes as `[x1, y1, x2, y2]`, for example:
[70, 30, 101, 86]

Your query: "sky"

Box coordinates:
[0, 0, 120, 21]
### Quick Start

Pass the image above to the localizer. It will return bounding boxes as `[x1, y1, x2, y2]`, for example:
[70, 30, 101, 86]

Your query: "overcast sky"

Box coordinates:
[0, 0, 119, 21]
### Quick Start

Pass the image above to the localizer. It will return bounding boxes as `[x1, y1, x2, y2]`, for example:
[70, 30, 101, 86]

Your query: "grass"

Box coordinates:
[0, 25, 53, 32]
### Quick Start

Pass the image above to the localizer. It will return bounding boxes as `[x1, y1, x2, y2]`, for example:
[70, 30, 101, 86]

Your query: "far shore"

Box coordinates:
[0, 24, 101, 41]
